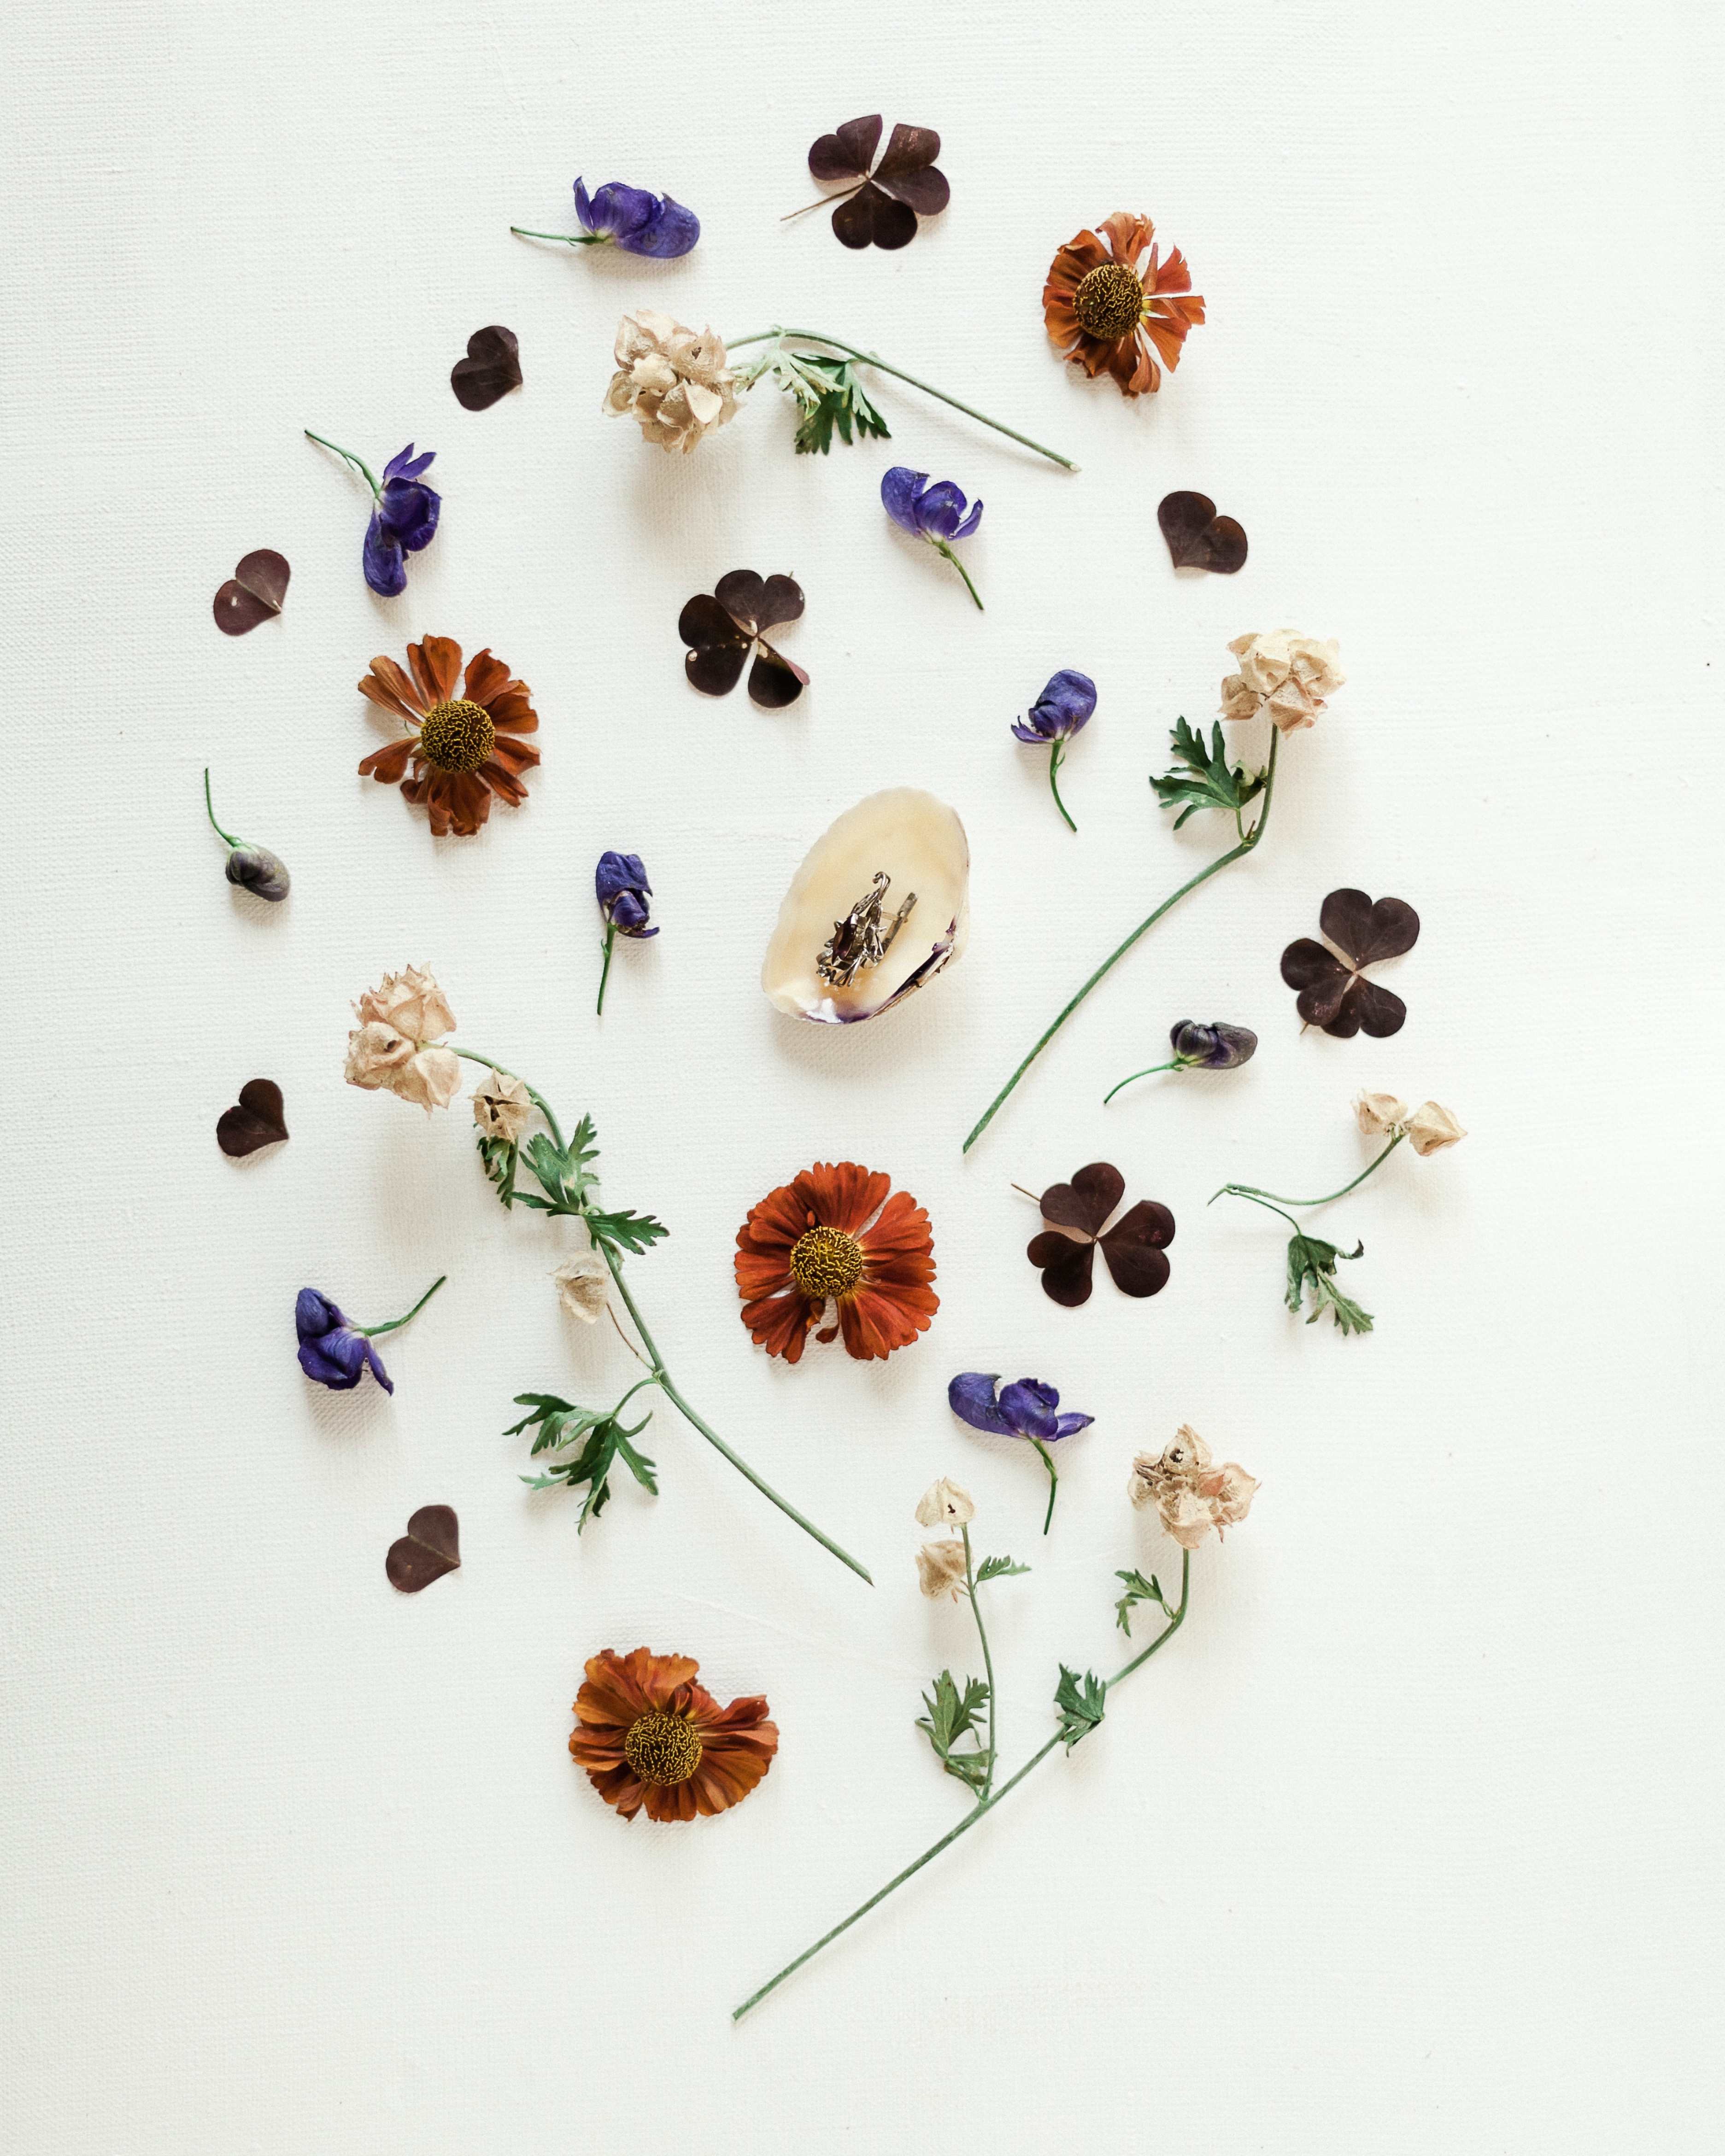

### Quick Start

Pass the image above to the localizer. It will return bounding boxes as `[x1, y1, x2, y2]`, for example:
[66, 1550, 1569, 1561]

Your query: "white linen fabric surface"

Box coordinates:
[2, 3, 1721, 2150]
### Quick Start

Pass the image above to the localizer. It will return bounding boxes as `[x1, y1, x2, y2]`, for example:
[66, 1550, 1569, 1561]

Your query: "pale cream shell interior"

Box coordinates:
[761, 787, 970, 1024]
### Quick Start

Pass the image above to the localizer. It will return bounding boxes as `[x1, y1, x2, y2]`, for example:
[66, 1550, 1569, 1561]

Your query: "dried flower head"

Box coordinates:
[473, 1070, 532, 1144]
[915, 1538, 970, 1600]
[734, 1161, 937, 1363]
[1128, 1425, 1257, 1548]
[358, 637, 540, 839]
[344, 966, 461, 1113]
[569, 1647, 777, 1823]
[574, 178, 700, 258]
[915, 1477, 975, 1529]
[1404, 1101, 1467, 1157]
[1220, 630, 1345, 735]
[1043, 213, 1204, 397]
[1355, 1090, 1410, 1137]
[604, 309, 739, 454]
[552, 1250, 611, 1325]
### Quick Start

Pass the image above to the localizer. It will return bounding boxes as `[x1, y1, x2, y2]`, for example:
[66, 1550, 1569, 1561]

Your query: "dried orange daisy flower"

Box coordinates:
[735, 1161, 937, 1364]
[1043, 212, 1204, 398]
[357, 634, 540, 837]
[570, 1647, 778, 1823]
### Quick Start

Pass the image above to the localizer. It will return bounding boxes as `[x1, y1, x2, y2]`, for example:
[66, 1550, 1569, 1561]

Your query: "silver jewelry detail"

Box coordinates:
[816, 872, 918, 989]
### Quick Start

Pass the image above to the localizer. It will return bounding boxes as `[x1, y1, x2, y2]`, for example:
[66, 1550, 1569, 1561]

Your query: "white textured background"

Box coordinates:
[3, 3, 1722, 2149]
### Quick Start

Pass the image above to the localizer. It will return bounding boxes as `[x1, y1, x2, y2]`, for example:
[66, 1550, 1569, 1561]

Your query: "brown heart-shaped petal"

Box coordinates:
[217, 1078, 288, 1157]
[1039, 1162, 1125, 1239]
[1319, 889, 1420, 968]
[451, 324, 522, 412]
[833, 181, 917, 251]
[748, 644, 810, 709]
[809, 113, 883, 182]
[1027, 1231, 1097, 1307]
[213, 549, 290, 635]
[1099, 1201, 1177, 1297]
[1328, 976, 1408, 1040]
[1157, 492, 1248, 574]
[386, 1504, 461, 1593]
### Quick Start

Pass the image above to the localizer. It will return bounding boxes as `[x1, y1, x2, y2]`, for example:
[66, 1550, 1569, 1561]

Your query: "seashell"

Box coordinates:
[763, 787, 969, 1024]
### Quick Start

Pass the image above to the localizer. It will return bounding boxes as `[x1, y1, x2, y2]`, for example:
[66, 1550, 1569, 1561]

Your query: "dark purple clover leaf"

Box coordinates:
[217, 1078, 289, 1158]
[1156, 492, 1248, 574]
[681, 573, 807, 708]
[873, 125, 950, 213]
[1038, 1162, 1125, 1237]
[713, 570, 805, 637]
[213, 549, 290, 635]
[450, 324, 522, 411]
[678, 592, 752, 696]
[1098, 1201, 1176, 1298]
[1319, 889, 1420, 968]
[805, 114, 946, 249]
[1026, 1231, 1097, 1308]
[1280, 939, 1353, 1028]
[809, 114, 884, 181]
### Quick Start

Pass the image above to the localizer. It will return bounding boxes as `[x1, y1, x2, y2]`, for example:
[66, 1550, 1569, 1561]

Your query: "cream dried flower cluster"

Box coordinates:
[1220, 629, 1346, 735]
[1355, 1091, 1467, 1156]
[1127, 1426, 1259, 1550]
[914, 1476, 975, 1598]
[604, 309, 739, 453]
[473, 1068, 532, 1143]
[344, 966, 461, 1113]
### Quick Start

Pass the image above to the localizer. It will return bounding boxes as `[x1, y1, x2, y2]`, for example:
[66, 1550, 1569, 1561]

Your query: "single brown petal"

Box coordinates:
[713, 570, 767, 635]
[685, 638, 751, 697]
[369, 654, 425, 715]
[834, 182, 916, 250]
[217, 1077, 288, 1157]
[1156, 492, 1248, 574]
[1099, 1201, 1177, 1297]
[1039, 1162, 1126, 1238]
[450, 324, 522, 411]
[1331, 977, 1408, 1039]
[1027, 1231, 1097, 1307]
[748, 644, 809, 709]
[1281, 938, 1352, 1026]
[754, 575, 805, 633]
[1319, 889, 1420, 968]
[213, 549, 290, 634]
[385, 1505, 460, 1592]
[358, 738, 415, 783]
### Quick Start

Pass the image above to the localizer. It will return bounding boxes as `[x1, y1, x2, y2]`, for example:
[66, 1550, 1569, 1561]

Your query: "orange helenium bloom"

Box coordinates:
[357, 634, 540, 837]
[1042, 212, 1204, 398]
[734, 1160, 938, 1364]
[569, 1647, 778, 1823]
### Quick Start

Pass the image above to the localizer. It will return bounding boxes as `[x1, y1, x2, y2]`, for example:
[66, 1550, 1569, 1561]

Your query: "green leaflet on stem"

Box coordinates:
[1214, 1187, 1376, 1335]
[451, 1048, 874, 1583]
[962, 727, 1280, 1154]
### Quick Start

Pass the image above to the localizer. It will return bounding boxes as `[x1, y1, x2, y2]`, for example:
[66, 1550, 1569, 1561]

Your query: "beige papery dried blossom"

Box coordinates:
[1128, 1425, 1260, 1550]
[473, 1069, 533, 1144]
[1220, 630, 1346, 735]
[1355, 1090, 1410, 1137]
[551, 1251, 611, 1324]
[343, 966, 461, 1113]
[915, 1477, 976, 1529]
[915, 1539, 970, 1600]
[604, 309, 740, 453]
[1404, 1101, 1467, 1157]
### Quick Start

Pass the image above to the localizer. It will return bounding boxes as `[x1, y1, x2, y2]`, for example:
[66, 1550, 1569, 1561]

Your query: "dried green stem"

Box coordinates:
[1213, 1134, 1404, 1209]
[359, 1275, 447, 1338]
[303, 431, 380, 498]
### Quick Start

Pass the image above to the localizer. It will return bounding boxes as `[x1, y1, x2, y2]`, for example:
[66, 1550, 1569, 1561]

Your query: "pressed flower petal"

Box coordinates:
[1027, 1231, 1097, 1306]
[948, 1372, 1013, 1435]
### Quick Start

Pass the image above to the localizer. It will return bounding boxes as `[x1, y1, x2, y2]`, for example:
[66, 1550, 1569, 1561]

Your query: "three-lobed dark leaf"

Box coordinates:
[1027, 1163, 1175, 1306]
[805, 114, 949, 249]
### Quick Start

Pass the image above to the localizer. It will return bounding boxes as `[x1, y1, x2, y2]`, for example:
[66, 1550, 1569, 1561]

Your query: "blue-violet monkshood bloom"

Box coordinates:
[510, 180, 699, 259]
[881, 466, 985, 611]
[295, 1276, 446, 1394]
[947, 1371, 1094, 1533]
[1011, 668, 1097, 833]
[595, 850, 657, 1016]
[304, 435, 441, 598]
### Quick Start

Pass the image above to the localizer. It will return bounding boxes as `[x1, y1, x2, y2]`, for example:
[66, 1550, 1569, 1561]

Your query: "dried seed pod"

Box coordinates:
[224, 844, 291, 902]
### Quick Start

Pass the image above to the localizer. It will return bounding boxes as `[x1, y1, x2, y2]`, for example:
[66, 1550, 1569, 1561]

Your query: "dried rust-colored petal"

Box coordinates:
[217, 1077, 289, 1157]
[1157, 492, 1248, 574]
[450, 324, 522, 411]
[385, 1504, 461, 1592]
[213, 549, 290, 634]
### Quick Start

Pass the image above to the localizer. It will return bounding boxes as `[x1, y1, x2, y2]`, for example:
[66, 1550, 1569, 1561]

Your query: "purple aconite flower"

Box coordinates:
[1011, 670, 1097, 744]
[574, 178, 700, 258]
[362, 445, 440, 598]
[949, 1372, 1094, 1533]
[1170, 1019, 1258, 1070]
[595, 851, 657, 938]
[881, 466, 985, 611]
[296, 1289, 393, 1394]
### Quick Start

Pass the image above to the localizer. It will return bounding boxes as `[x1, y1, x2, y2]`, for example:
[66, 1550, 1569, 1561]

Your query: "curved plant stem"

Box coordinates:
[303, 431, 380, 497]
[203, 768, 241, 851]
[510, 226, 604, 245]
[360, 1274, 447, 1337]
[780, 184, 866, 222]
[450, 1050, 873, 1585]
[726, 328, 1079, 470]
[963, 733, 1281, 1153]
[733, 1548, 1191, 2020]
[1213, 1133, 1404, 1209]
[1102, 1058, 1187, 1106]
[960, 1524, 997, 1800]
[595, 924, 617, 1016]
[1028, 1436, 1058, 1534]
[1047, 743, 1077, 832]
[932, 537, 983, 610]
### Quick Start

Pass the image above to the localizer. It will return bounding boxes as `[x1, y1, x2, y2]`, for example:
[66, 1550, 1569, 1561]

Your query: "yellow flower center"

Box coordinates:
[1073, 261, 1146, 340]
[418, 698, 495, 773]
[623, 1711, 703, 1788]
[789, 1224, 865, 1301]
